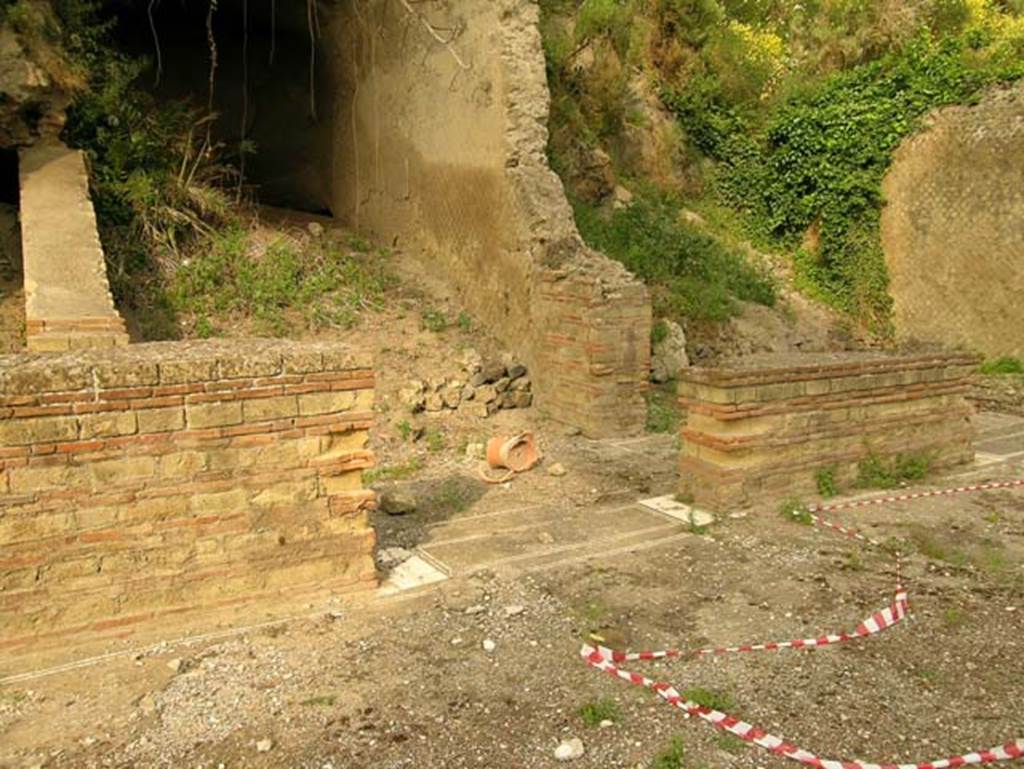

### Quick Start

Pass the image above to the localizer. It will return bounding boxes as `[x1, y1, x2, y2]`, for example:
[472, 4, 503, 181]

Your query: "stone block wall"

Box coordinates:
[677, 353, 978, 512]
[970, 374, 1024, 417]
[0, 340, 377, 658]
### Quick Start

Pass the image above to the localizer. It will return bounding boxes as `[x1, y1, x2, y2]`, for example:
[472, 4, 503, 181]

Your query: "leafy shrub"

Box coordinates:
[815, 465, 839, 497]
[574, 192, 776, 322]
[644, 382, 681, 433]
[780, 498, 814, 525]
[855, 449, 933, 488]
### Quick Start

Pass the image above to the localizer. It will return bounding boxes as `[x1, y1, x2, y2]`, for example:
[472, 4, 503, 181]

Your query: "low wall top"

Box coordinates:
[0, 339, 373, 394]
[679, 351, 980, 388]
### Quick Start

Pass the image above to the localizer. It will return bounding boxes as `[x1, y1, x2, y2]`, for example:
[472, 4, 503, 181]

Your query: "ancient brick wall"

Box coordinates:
[881, 82, 1024, 358]
[677, 353, 978, 512]
[0, 340, 377, 659]
[325, 0, 650, 437]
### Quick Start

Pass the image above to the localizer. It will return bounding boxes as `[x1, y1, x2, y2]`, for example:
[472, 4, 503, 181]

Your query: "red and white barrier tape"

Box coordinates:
[582, 644, 1024, 769]
[581, 478, 1024, 768]
[810, 479, 1024, 514]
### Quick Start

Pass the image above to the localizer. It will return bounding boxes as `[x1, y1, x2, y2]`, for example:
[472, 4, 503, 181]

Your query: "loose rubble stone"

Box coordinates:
[510, 376, 532, 392]
[399, 382, 426, 413]
[467, 403, 490, 418]
[166, 658, 183, 674]
[504, 605, 525, 617]
[513, 392, 533, 409]
[508, 363, 528, 380]
[651, 320, 689, 383]
[495, 377, 511, 393]
[482, 639, 496, 653]
[377, 547, 413, 568]
[307, 222, 324, 238]
[464, 604, 486, 615]
[465, 442, 484, 460]
[380, 491, 417, 516]
[461, 385, 476, 401]
[480, 360, 507, 383]
[547, 462, 567, 477]
[256, 738, 273, 753]
[477, 385, 498, 404]
[469, 371, 488, 388]
[441, 387, 462, 409]
[425, 393, 445, 412]
[555, 738, 585, 761]
[427, 377, 446, 392]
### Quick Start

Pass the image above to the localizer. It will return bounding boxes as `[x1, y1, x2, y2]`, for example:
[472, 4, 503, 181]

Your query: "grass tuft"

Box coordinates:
[578, 697, 623, 726]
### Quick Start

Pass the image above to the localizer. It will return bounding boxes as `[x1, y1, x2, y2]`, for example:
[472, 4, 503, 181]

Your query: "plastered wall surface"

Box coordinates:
[326, 0, 651, 436]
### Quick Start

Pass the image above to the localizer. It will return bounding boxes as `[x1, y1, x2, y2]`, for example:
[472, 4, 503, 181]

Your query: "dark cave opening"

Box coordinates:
[0, 149, 18, 206]
[110, 0, 336, 215]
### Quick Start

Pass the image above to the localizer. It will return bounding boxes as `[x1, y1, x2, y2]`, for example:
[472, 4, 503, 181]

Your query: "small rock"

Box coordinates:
[469, 371, 488, 388]
[599, 719, 614, 729]
[537, 531, 556, 544]
[166, 658, 183, 674]
[499, 392, 517, 410]
[651, 320, 689, 383]
[494, 377, 512, 393]
[307, 221, 325, 237]
[425, 392, 445, 412]
[482, 639, 496, 653]
[461, 385, 476, 401]
[504, 605, 525, 617]
[442, 386, 462, 409]
[459, 348, 483, 373]
[427, 377, 447, 392]
[611, 185, 634, 210]
[465, 442, 485, 460]
[512, 392, 533, 409]
[480, 360, 507, 384]
[381, 491, 417, 516]
[399, 381, 427, 413]
[547, 462, 567, 477]
[477, 384, 499, 404]
[466, 403, 491, 419]
[554, 738, 585, 761]
[377, 547, 413, 568]
[451, 637, 463, 646]
[510, 376, 531, 392]
[464, 604, 486, 615]
[256, 738, 273, 753]
[508, 363, 528, 380]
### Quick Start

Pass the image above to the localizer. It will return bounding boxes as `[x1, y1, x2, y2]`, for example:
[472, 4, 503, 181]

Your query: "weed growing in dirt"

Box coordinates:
[652, 736, 687, 769]
[780, 498, 813, 526]
[578, 697, 623, 727]
[457, 311, 473, 332]
[299, 694, 337, 707]
[815, 465, 838, 498]
[397, 420, 414, 442]
[421, 309, 448, 333]
[426, 428, 446, 452]
[645, 383, 680, 434]
[429, 478, 472, 515]
[855, 450, 932, 489]
[980, 356, 1024, 375]
[843, 552, 865, 572]
[942, 607, 967, 628]
[364, 458, 423, 485]
[683, 687, 734, 711]
[171, 226, 394, 337]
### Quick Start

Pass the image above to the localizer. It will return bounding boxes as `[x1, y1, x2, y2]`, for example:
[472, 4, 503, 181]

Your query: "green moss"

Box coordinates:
[980, 356, 1024, 375]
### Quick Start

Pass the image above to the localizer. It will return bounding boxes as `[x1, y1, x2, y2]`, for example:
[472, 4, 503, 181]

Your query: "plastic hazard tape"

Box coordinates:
[580, 478, 1024, 768]
[581, 643, 1024, 769]
[809, 479, 1024, 514]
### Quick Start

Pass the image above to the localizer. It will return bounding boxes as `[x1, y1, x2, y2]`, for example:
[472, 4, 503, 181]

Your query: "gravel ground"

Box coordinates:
[2, 476, 1023, 769]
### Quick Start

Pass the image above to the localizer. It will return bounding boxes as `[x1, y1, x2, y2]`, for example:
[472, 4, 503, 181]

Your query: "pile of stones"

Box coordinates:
[400, 358, 533, 418]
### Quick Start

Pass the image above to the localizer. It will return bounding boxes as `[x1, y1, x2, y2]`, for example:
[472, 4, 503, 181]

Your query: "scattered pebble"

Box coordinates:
[504, 605, 525, 617]
[256, 738, 273, 753]
[482, 639, 496, 653]
[166, 658, 182, 674]
[547, 462, 567, 477]
[554, 737, 585, 761]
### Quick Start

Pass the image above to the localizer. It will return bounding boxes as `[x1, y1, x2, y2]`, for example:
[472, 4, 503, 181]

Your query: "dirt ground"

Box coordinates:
[2, 216, 1023, 769]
